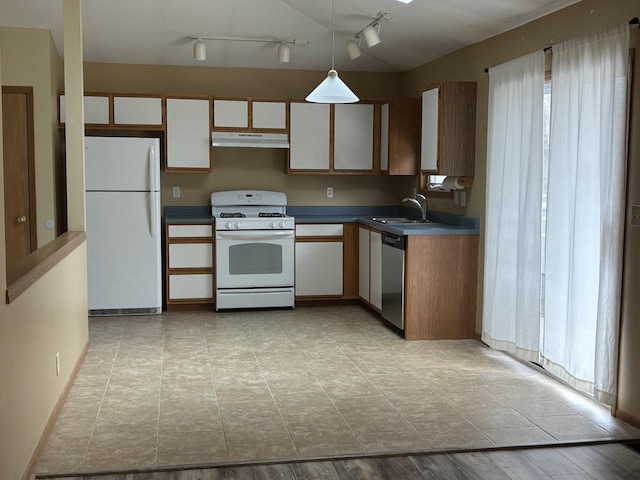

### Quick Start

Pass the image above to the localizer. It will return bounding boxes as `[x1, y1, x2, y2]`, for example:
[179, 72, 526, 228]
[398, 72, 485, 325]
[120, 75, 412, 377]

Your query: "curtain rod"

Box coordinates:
[483, 17, 639, 73]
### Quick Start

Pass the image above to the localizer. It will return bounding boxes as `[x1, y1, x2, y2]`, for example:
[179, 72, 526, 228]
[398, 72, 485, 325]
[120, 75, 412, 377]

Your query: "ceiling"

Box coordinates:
[0, 0, 580, 73]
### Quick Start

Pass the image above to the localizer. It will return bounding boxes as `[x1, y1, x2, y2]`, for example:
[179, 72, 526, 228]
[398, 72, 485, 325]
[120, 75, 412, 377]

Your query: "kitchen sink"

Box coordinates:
[369, 217, 435, 224]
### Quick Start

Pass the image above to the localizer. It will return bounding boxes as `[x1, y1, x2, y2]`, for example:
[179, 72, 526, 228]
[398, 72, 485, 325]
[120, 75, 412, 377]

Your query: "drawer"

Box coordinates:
[169, 243, 213, 268]
[296, 224, 343, 237]
[167, 224, 212, 238]
[169, 274, 213, 300]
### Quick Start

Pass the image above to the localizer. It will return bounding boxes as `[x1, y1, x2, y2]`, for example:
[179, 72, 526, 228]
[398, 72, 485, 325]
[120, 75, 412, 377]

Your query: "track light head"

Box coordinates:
[346, 40, 362, 60]
[362, 25, 381, 48]
[194, 39, 206, 61]
[278, 43, 290, 63]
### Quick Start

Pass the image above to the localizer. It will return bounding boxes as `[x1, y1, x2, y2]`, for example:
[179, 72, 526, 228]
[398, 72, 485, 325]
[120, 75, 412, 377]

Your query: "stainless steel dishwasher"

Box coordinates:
[381, 232, 406, 330]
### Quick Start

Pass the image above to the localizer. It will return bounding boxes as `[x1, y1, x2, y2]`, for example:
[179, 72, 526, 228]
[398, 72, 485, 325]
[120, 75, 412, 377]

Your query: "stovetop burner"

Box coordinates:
[220, 212, 246, 218]
[259, 212, 286, 217]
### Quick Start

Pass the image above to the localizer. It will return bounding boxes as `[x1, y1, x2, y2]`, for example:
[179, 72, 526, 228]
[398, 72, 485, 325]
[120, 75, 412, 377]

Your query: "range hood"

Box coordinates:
[211, 132, 290, 149]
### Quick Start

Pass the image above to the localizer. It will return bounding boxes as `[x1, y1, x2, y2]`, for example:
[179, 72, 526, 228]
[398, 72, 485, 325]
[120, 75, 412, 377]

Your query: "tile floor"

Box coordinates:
[36, 305, 640, 475]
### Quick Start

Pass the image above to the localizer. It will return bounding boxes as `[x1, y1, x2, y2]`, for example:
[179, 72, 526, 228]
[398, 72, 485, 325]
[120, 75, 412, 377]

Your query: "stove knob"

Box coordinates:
[270, 221, 278, 228]
[235, 222, 241, 229]
[225, 222, 233, 229]
[279, 221, 286, 228]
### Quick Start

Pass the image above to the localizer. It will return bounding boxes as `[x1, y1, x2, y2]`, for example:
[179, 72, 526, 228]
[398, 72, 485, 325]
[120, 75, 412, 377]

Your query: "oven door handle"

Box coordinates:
[216, 231, 294, 240]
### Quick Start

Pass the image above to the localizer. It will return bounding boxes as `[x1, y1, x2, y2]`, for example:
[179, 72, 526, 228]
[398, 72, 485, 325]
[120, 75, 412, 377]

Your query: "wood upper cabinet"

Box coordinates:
[334, 103, 374, 171]
[213, 98, 287, 131]
[165, 97, 212, 172]
[288, 102, 331, 171]
[420, 82, 476, 176]
[381, 98, 420, 175]
[113, 96, 163, 126]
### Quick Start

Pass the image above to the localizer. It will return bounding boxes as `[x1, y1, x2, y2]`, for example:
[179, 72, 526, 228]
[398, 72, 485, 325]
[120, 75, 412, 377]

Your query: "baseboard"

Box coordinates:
[21, 338, 90, 480]
[613, 407, 640, 430]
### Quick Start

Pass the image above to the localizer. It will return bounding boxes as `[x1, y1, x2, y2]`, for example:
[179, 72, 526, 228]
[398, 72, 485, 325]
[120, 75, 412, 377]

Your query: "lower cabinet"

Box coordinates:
[166, 223, 214, 308]
[358, 227, 382, 310]
[295, 224, 344, 298]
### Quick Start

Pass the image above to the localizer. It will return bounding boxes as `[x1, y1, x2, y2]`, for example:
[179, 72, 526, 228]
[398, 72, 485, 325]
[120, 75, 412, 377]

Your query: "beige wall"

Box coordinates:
[0, 27, 61, 246]
[0, 45, 89, 480]
[82, 62, 417, 207]
[401, 0, 640, 422]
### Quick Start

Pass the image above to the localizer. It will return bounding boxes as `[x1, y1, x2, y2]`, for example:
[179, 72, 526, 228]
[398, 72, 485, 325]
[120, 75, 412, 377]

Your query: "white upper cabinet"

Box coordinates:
[252, 101, 286, 129]
[59, 94, 109, 124]
[289, 102, 331, 170]
[334, 103, 374, 171]
[166, 97, 211, 171]
[114, 96, 163, 126]
[420, 87, 439, 171]
[213, 99, 287, 131]
[213, 99, 248, 128]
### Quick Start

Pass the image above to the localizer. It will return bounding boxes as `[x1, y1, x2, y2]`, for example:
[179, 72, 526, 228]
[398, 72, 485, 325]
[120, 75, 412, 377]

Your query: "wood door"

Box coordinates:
[2, 86, 37, 274]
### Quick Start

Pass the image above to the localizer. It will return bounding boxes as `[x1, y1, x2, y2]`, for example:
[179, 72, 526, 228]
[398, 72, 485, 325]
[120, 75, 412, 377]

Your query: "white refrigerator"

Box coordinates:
[85, 136, 162, 315]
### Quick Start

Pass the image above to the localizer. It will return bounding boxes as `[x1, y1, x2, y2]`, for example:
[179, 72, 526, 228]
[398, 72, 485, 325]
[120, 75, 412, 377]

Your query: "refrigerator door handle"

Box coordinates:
[149, 192, 158, 238]
[148, 144, 159, 191]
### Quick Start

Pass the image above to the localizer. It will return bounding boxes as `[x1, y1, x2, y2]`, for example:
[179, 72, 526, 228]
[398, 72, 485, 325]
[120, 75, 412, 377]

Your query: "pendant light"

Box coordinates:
[305, 0, 359, 104]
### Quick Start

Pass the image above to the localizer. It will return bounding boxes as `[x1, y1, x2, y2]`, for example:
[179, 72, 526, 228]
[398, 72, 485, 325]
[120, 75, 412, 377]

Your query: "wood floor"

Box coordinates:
[46, 442, 640, 480]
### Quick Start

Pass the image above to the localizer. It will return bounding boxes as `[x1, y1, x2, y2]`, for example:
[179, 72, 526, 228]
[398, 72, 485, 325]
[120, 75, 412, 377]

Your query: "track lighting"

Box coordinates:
[346, 39, 362, 60]
[347, 12, 393, 59]
[278, 43, 290, 63]
[361, 25, 381, 48]
[194, 39, 206, 61]
[189, 35, 308, 63]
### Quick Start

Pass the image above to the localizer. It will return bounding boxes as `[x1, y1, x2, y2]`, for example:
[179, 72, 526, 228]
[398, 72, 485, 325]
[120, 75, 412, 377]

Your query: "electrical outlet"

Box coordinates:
[632, 205, 640, 227]
[172, 186, 181, 198]
[55, 353, 60, 376]
[327, 187, 333, 198]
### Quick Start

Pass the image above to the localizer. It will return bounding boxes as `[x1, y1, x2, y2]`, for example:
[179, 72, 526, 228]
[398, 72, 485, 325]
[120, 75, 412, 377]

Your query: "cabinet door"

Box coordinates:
[358, 227, 370, 301]
[169, 274, 213, 300]
[253, 101, 286, 129]
[295, 241, 343, 296]
[213, 99, 248, 128]
[289, 103, 330, 170]
[334, 104, 374, 171]
[166, 98, 211, 170]
[380, 103, 389, 172]
[169, 243, 213, 269]
[114, 97, 163, 125]
[59, 94, 109, 124]
[370, 230, 382, 309]
[420, 87, 439, 171]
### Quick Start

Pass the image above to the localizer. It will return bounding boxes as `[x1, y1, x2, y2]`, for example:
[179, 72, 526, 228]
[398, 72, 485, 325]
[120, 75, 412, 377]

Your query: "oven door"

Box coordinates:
[216, 230, 295, 289]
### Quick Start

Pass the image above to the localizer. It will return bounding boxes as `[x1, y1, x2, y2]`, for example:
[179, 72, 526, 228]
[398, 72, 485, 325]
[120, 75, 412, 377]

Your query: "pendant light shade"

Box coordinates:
[306, 70, 359, 103]
[305, 0, 359, 104]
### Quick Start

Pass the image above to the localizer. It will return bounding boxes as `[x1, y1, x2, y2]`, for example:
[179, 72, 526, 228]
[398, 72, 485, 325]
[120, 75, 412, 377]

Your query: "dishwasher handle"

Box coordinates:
[381, 232, 406, 250]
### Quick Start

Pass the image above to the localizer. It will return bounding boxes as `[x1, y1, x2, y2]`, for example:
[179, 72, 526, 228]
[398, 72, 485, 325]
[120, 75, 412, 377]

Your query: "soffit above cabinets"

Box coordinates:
[0, 0, 580, 73]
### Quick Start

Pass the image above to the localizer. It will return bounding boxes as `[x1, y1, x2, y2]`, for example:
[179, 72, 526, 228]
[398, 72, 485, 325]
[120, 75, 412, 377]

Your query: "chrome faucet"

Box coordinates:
[402, 193, 428, 221]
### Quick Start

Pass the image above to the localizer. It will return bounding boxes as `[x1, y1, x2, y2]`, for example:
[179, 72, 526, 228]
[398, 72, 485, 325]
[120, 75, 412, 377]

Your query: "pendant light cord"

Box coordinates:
[331, 0, 335, 70]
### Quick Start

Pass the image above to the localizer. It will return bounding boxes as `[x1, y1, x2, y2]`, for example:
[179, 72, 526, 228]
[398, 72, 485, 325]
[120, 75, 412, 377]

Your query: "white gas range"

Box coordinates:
[211, 190, 295, 310]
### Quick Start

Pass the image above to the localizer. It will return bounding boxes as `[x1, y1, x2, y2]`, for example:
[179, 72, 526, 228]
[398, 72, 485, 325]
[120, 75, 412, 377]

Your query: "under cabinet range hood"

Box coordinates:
[211, 131, 290, 148]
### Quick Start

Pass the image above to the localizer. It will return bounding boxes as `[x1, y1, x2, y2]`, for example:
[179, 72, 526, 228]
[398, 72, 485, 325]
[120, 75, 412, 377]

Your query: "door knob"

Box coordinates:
[17, 215, 27, 223]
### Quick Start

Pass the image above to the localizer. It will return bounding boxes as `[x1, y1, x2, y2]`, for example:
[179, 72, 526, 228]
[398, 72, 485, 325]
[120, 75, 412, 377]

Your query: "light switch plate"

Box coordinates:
[632, 205, 640, 227]
[172, 186, 180, 198]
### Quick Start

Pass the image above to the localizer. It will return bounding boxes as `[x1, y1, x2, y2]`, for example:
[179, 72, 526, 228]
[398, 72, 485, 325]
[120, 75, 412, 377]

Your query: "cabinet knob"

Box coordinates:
[17, 215, 27, 224]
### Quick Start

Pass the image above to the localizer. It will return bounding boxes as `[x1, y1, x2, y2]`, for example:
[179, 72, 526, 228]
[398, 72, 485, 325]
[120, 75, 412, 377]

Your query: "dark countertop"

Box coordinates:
[164, 205, 479, 235]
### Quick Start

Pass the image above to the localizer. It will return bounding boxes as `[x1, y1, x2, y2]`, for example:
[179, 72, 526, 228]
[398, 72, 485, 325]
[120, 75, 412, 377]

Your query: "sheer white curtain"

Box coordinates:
[544, 23, 629, 406]
[482, 50, 545, 361]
